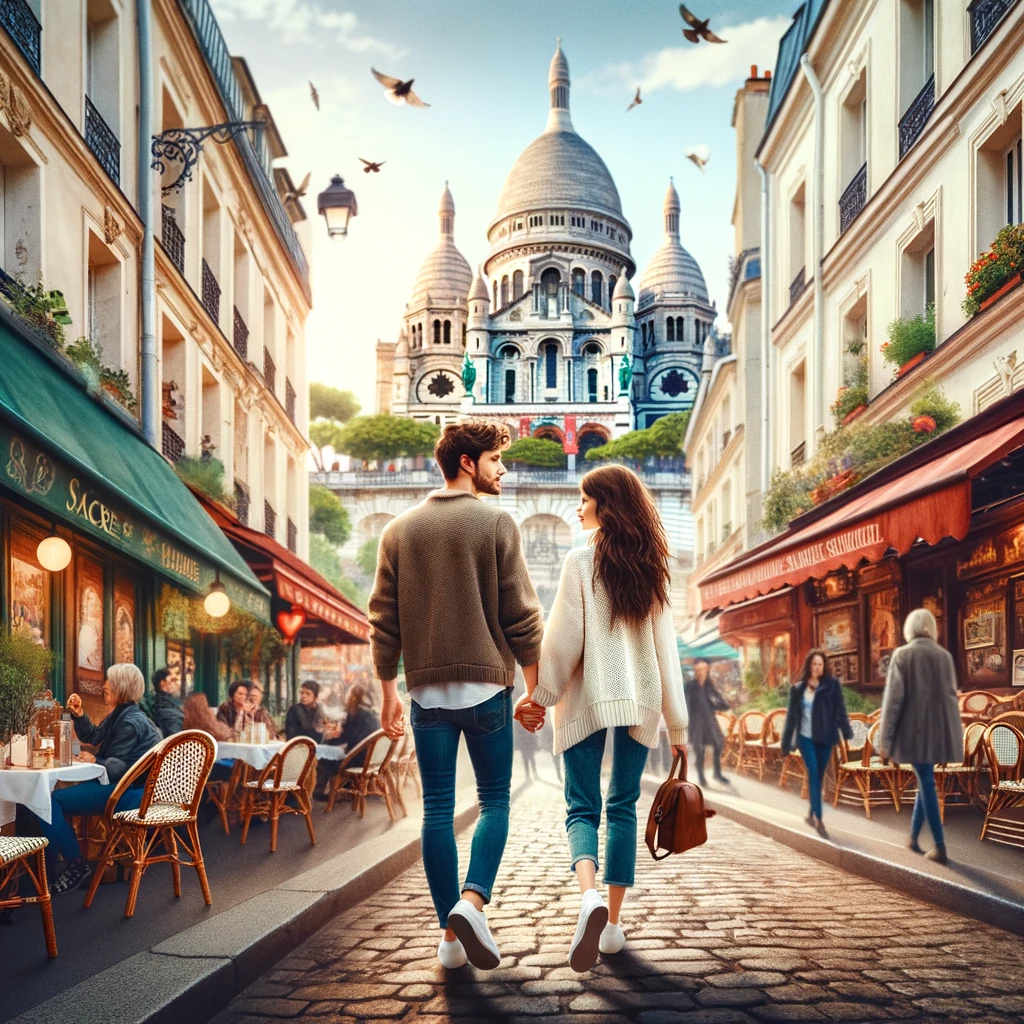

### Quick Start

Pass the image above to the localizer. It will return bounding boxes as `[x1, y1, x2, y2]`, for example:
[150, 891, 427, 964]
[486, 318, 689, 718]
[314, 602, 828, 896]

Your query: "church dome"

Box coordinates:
[411, 184, 473, 305]
[637, 179, 708, 306]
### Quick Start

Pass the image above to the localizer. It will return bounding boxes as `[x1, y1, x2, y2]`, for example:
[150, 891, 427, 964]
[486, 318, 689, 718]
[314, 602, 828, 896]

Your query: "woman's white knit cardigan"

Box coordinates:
[533, 546, 689, 755]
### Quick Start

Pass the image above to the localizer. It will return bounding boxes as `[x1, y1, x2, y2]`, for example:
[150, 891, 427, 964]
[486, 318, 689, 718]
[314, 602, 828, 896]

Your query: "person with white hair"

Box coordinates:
[877, 609, 963, 864]
[32, 664, 161, 894]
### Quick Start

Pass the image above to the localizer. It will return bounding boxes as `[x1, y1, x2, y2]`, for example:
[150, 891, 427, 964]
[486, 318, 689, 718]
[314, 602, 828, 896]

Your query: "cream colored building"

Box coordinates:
[0, 0, 312, 558]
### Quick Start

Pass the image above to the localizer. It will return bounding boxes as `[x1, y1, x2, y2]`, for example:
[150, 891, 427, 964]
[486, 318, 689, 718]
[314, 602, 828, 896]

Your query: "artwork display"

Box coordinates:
[963, 583, 1007, 684]
[166, 642, 196, 698]
[77, 558, 105, 693]
[115, 575, 136, 665]
[846, 653, 860, 683]
[828, 655, 845, 681]
[1013, 650, 1024, 688]
[869, 588, 899, 684]
[818, 607, 858, 655]
[10, 539, 48, 647]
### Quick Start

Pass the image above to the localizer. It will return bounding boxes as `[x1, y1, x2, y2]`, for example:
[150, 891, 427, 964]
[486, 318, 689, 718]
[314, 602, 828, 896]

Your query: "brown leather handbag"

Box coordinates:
[645, 749, 716, 860]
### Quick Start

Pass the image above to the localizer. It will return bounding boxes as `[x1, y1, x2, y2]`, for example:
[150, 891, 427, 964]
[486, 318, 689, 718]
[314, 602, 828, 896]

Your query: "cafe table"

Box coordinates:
[0, 761, 109, 828]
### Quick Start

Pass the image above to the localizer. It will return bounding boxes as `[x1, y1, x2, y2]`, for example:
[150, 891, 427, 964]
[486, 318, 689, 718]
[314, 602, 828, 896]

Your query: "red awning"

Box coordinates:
[700, 412, 1024, 613]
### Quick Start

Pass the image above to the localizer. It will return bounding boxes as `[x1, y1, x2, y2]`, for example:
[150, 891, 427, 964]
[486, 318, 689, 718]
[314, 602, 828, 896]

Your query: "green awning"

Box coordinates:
[0, 316, 270, 621]
[678, 637, 738, 661]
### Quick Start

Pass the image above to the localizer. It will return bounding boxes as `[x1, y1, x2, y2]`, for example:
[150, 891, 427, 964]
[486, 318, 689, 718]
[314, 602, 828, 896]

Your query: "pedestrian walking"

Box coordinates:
[369, 421, 544, 972]
[877, 608, 963, 865]
[526, 465, 688, 972]
[780, 648, 853, 837]
[683, 659, 730, 785]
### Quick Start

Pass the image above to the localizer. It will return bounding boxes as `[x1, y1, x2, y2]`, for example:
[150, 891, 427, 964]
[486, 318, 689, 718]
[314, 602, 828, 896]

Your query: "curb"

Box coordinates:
[640, 774, 1024, 938]
[10, 794, 479, 1024]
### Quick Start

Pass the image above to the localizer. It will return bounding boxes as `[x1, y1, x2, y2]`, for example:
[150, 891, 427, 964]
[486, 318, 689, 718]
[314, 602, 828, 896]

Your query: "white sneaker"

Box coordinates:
[437, 936, 468, 968]
[447, 899, 501, 970]
[569, 889, 609, 973]
[599, 921, 625, 954]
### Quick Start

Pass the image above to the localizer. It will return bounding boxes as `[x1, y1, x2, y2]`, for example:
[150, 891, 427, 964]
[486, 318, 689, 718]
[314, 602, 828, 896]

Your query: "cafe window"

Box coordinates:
[868, 588, 900, 685]
[9, 526, 50, 647]
[166, 640, 196, 698]
[114, 573, 136, 665]
[963, 580, 1007, 685]
[76, 556, 106, 696]
[909, 564, 946, 648]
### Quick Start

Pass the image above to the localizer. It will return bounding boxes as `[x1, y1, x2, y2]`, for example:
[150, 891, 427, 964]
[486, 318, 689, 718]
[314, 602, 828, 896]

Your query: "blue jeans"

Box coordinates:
[911, 763, 944, 847]
[797, 735, 832, 821]
[410, 688, 513, 928]
[562, 727, 649, 887]
[35, 780, 143, 866]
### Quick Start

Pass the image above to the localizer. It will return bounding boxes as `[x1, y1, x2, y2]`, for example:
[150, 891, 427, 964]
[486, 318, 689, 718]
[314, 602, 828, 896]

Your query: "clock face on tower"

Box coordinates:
[415, 369, 461, 402]
[649, 366, 700, 405]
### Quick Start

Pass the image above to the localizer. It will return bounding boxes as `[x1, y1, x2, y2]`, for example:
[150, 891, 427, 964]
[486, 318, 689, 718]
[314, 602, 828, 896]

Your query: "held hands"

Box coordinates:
[380, 692, 405, 740]
[513, 693, 546, 733]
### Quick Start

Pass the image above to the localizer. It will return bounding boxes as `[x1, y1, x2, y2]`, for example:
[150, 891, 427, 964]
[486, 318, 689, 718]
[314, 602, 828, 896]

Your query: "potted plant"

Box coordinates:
[962, 223, 1024, 317]
[65, 338, 138, 412]
[881, 305, 935, 377]
[832, 343, 870, 426]
[0, 628, 54, 766]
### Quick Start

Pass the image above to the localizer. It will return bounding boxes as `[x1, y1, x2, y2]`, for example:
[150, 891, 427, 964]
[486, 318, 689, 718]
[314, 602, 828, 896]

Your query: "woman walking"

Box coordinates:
[877, 609, 962, 864]
[521, 465, 688, 972]
[780, 649, 852, 837]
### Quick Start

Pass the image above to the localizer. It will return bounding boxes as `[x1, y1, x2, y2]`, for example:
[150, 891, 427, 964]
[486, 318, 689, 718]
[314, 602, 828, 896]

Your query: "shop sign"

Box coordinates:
[277, 574, 369, 641]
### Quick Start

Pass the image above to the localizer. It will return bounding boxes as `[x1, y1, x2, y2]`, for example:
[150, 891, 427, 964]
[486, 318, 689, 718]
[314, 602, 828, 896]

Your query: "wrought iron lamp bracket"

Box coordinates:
[152, 121, 267, 195]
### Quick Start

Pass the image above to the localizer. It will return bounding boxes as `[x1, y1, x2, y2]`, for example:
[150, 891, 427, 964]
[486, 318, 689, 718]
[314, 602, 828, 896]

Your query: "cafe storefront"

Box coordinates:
[0, 313, 270, 716]
[701, 391, 1024, 694]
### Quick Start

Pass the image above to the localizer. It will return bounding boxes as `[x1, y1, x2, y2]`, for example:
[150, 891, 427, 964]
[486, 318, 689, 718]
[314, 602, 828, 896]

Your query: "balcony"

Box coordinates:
[161, 205, 185, 274]
[839, 162, 867, 235]
[287, 517, 297, 553]
[162, 422, 185, 463]
[232, 306, 248, 360]
[789, 266, 806, 307]
[285, 378, 296, 422]
[898, 74, 935, 160]
[263, 349, 276, 394]
[791, 441, 807, 468]
[263, 499, 276, 538]
[0, 0, 41, 75]
[969, 0, 1019, 53]
[85, 96, 120, 186]
[201, 258, 220, 324]
[234, 480, 249, 526]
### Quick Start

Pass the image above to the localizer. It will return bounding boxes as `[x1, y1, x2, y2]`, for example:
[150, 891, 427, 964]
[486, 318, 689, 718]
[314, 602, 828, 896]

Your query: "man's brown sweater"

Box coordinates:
[368, 490, 544, 689]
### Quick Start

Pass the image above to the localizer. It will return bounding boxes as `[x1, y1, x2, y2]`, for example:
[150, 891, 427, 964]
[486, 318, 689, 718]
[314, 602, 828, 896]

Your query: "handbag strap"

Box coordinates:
[671, 748, 688, 781]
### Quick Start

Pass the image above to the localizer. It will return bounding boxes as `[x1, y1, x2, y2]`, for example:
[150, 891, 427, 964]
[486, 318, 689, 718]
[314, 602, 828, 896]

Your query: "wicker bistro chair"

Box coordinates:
[239, 737, 317, 853]
[979, 723, 1024, 847]
[960, 690, 1001, 721]
[833, 720, 900, 817]
[324, 728, 402, 818]
[759, 709, 788, 780]
[83, 730, 216, 918]
[393, 729, 421, 798]
[931, 721, 988, 821]
[0, 836, 56, 958]
[732, 711, 767, 776]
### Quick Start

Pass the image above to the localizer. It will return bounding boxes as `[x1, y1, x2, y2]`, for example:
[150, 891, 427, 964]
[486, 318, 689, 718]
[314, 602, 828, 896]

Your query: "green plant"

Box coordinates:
[308, 534, 367, 610]
[309, 485, 351, 546]
[504, 437, 567, 467]
[174, 456, 235, 508]
[881, 305, 935, 368]
[356, 537, 380, 577]
[0, 279, 72, 347]
[309, 383, 361, 423]
[65, 337, 138, 411]
[0, 627, 55, 744]
[336, 415, 440, 463]
[910, 380, 961, 433]
[761, 466, 815, 533]
[832, 344, 870, 426]
[585, 411, 690, 461]
[962, 223, 1024, 317]
[842, 689, 882, 715]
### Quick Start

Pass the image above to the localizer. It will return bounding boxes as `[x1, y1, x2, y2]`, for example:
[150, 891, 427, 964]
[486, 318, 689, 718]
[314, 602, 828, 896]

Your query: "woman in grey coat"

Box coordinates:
[877, 609, 963, 864]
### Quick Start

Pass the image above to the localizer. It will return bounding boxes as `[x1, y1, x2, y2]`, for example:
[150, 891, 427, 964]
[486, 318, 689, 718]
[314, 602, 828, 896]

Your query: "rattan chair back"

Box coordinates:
[989, 711, 1024, 736]
[983, 724, 1024, 785]
[961, 690, 999, 715]
[715, 712, 733, 737]
[365, 729, 397, 772]
[338, 729, 383, 775]
[762, 708, 786, 743]
[258, 736, 317, 790]
[840, 718, 871, 761]
[738, 711, 765, 742]
[144, 731, 218, 816]
[963, 720, 987, 762]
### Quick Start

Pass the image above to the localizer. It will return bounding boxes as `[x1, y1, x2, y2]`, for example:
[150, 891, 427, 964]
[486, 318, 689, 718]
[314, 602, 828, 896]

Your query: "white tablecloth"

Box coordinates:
[316, 744, 347, 761]
[218, 741, 347, 765]
[0, 762, 109, 826]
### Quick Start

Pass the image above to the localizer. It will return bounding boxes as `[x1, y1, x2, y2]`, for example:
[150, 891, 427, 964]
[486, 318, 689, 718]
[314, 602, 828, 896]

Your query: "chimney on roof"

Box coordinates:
[765, 69, 772, 79]
[750, 65, 757, 78]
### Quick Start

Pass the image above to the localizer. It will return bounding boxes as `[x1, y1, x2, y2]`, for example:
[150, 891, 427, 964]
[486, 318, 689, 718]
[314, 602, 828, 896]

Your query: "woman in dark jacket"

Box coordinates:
[683, 659, 730, 785]
[781, 648, 853, 837]
[285, 680, 325, 742]
[36, 663, 161, 894]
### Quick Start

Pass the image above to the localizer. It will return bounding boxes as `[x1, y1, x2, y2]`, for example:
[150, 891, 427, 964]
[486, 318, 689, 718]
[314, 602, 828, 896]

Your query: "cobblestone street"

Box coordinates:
[213, 775, 1024, 1024]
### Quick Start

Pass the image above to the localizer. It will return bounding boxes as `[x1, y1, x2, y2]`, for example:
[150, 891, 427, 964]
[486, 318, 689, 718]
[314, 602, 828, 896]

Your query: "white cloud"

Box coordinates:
[577, 16, 790, 96]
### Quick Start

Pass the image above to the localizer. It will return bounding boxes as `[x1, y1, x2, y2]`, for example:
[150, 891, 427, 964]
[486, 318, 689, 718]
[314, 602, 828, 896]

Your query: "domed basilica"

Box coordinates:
[376, 41, 717, 463]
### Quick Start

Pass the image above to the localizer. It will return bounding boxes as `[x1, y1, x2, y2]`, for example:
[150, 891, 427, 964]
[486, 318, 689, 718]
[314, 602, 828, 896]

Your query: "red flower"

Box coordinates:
[912, 414, 936, 434]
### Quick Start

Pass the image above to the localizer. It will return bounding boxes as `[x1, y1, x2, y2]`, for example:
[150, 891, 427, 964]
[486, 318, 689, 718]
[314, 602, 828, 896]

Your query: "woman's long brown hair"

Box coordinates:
[580, 464, 670, 627]
[798, 648, 828, 685]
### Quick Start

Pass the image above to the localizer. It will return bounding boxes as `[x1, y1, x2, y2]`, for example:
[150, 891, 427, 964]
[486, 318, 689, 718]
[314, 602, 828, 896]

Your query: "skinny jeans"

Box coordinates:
[797, 735, 833, 821]
[910, 763, 945, 847]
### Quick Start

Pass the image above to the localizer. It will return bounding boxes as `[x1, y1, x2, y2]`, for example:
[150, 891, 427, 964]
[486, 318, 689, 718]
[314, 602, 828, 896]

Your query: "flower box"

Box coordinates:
[841, 404, 867, 426]
[897, 351, 927, 378]
[979, 273, 1022, 312]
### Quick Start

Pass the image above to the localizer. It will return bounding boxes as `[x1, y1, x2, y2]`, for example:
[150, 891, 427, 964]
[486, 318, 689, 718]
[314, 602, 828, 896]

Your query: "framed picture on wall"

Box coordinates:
[846, 653, 860, 682]
[9, 529, 49, 647]
[1013, 650, 1024, 687]
[114, 575, 136, 666]
[817, 606, 858, 655]
[869, 587, 900, 685]
[963, 582, 1007, 685]
[828, 655, 846, 681]
[76, 557, 106, 694]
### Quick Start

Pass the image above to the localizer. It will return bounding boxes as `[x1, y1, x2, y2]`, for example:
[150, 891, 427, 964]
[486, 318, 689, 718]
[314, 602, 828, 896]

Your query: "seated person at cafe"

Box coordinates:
[335, 684, 381, 768]
[152, 667, 183, 736]
[246, 681, 279, 739]
[216, 679, 250, 734]
[31, 663, 161, 895]
[285, 681, 324, 742]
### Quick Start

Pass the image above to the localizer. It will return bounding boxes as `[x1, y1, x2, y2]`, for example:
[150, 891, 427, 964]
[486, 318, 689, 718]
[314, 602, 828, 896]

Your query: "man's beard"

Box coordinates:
[472, 467, 501, 495]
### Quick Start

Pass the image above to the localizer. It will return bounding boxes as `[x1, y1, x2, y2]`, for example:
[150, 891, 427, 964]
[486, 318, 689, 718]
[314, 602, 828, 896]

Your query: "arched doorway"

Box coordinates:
[577, 426, 609, 458]
[520, 514, 573, 611]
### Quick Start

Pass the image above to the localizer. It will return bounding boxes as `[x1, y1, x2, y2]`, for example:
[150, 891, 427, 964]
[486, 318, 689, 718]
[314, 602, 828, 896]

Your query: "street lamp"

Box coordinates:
[203, 572, 230, 618]
[317, 175, 358, 239]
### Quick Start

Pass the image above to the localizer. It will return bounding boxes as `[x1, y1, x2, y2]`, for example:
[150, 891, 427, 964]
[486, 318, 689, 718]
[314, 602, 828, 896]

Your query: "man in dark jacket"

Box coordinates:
[152, 667, 184, 736]
[683, 660, 730, 786]
[285, 681, 325, 742]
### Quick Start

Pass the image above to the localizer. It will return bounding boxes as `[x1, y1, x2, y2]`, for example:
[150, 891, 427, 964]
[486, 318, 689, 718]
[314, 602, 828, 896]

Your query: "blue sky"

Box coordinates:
[211, 0, 797, 412]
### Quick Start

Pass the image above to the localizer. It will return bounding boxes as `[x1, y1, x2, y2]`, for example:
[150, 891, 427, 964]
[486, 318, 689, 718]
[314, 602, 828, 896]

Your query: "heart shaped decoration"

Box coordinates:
[277, 605, 307, 642]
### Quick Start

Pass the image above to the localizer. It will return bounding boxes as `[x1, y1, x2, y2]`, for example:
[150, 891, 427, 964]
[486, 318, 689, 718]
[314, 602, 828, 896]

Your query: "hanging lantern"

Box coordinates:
[37, 529, 72, 572]
[277, 604, 307, 644]
[203, 572, 230, 618]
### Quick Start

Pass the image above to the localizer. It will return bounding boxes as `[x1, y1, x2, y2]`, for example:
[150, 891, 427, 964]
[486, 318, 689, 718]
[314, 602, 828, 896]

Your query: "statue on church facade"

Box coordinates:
[461, 351, 477, 397]
[618, 353, 632, 395]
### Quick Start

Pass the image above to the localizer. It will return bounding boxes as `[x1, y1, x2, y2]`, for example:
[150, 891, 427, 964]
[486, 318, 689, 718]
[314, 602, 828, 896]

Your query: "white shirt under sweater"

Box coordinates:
[411, 682, 504, 710]
[531, 546, 688, 756]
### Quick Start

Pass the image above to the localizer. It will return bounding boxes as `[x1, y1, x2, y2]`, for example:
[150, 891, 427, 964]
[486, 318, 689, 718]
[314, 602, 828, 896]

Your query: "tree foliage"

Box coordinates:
[309, 420, 347, 453]
[585, 411, 690, 462]
[503, 437, 566, 468]
[336, 415, 440, 462]
[309, 383, 360, 424]
[0, 627, 54, 743]
[308, 534, 366, 610]
[357, 537, 380, 577]
[175, 456, 235, 508]
[309, 485, 351, 546]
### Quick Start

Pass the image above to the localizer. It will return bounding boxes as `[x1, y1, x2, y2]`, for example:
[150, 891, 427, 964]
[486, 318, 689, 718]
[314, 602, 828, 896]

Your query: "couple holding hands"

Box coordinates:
[369, 421, 688, 974]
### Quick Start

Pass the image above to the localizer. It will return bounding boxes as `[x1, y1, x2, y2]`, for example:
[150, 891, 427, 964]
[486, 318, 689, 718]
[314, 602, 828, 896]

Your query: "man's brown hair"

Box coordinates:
[434, 420, 512, 480]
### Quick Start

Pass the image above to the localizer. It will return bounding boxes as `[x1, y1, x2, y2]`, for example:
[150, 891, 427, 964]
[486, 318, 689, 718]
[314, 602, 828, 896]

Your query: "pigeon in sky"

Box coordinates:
[284, 171, 311, 203]
[360, 158, 386, 173]
[309, 81, 320, 110]
[371, 68, 430, 108]
[680, 4, 728, 44]
[627, 87, 642, 112]
[685, 144, 710, 172]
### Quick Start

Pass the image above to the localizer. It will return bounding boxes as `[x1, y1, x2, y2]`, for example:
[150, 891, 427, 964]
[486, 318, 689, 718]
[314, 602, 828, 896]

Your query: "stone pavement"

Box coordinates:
[212, 775, 1024, 1024]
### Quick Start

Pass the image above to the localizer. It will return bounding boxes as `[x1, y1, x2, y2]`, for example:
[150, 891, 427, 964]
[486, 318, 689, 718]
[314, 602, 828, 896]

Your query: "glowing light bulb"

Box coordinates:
[204, 580, 230, 618]
[37, 534, 72, 572]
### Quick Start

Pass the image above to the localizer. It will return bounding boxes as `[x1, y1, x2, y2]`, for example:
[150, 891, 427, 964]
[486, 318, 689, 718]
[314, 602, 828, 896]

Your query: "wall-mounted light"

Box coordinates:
[203, 571, 230, 618]
[37, 529, 72, 572]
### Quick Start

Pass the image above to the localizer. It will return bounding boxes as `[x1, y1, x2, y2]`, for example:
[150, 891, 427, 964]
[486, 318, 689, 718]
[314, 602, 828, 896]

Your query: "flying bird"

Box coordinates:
[309, 81, 319, 110]
[685, 144, 710, 172]
[360, 158, 386, 173]
[680, 4, 728, 44]
[627, 87, 642, 112]
[284, 171, 311, 203]
[371, 68, 430, 108]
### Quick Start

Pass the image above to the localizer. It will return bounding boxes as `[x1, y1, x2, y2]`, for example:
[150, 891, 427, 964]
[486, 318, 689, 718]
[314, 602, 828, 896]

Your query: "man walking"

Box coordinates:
[683, 659, 731, 786]
[370, 421, 545, 971]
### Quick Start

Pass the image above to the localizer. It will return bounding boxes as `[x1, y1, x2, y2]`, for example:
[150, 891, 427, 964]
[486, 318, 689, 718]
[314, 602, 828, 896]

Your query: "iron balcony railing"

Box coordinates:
[263, 349, 276, 394]
[232, 306, 248, 360]
[285, 378, 296, 422]
[0, 0, 40, 75]
[839, 162, 868, 235]
[234, 480, 249, 526]
[85, 96, 120, 186]
[201, 258, 220, 324]
[969, 0, 1019, 52]
[161, 205, 185, 273]
[287, 517, 297, 553]
[789, 266, 806, 307]
[898, 74, 935, 160]
[263, 499, 276, 538]
[162, 422, 185, 463]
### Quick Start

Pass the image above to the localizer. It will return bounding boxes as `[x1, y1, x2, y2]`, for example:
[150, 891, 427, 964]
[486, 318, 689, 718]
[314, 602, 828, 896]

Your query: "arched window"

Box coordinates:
[608, 276, 617, 305]
[541, 268, 560, 318]
[572, 268, 585, 296]
[513, 270, 524, 300]
[545, 343, 557, 388]
[667, 317, 675, 341]
[500, 275, 509, 307]
[587, 368, 598, 403]
[505, 368, 516, 403]
[584, 342, 601, 357]
[443, 320, 451, 344]
[499, 344, 519, 360]
[492, 281, 498, 307]
[433, 319, 441, 344]
[591, 270, 603, 306]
